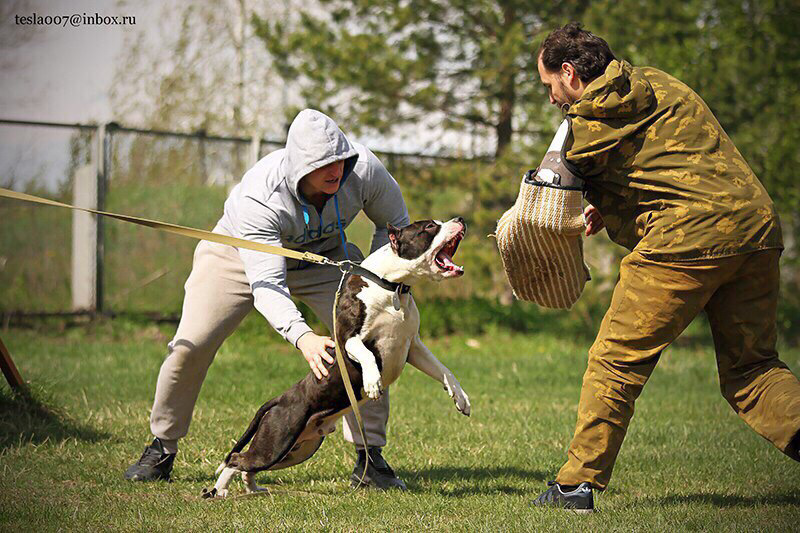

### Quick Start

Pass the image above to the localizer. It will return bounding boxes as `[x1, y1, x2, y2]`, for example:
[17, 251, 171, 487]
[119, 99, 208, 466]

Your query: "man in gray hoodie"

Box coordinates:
[124, 109, 411, 489]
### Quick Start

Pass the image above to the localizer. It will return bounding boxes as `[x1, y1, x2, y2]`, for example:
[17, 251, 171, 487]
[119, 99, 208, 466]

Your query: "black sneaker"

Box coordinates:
[787, 428, 800, 462]
[123, 438, 176, 482]
[531, 481, 594, 513]
[350, 447, 407, 490]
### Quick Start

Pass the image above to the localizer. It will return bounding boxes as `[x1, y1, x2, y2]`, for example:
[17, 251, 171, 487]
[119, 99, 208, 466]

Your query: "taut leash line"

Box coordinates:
[332, 273, 370, 485]
[1, 186, 374, 471]
[0, 187, 334, 266]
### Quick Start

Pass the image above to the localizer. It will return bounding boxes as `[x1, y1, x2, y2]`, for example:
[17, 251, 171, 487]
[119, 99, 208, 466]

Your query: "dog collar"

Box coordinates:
[342, 262, 410, 295]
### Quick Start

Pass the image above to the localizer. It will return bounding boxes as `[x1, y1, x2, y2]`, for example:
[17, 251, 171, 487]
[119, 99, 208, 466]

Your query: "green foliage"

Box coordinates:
[583, 0, 800, 221]
[253, 0, 592, 157]
[0, 198, 73, 312]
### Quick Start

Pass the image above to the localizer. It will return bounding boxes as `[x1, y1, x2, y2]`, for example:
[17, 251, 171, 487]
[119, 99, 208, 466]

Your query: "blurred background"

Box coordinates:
[1, 0, 798, 344]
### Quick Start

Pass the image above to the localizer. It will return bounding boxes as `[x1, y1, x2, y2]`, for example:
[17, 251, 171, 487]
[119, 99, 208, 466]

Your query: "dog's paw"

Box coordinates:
[455, 388, 471, 416]
[443, 373, 471, 416]
[363, 372, 383, 400]
[202, 485, 229, 499]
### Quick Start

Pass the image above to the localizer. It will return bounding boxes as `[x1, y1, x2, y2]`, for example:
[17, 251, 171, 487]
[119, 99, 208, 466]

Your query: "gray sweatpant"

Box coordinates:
[149, 228, 389, 453]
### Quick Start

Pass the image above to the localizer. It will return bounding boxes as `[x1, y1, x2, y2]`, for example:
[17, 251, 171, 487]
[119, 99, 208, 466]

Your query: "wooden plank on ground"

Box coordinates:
[0, 335, 25, 391]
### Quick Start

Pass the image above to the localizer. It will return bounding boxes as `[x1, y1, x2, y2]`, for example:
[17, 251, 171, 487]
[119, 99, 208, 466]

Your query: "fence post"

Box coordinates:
[249, 131, 261, 169]
[71, 164, 98, 311]
[71, 123, 109, 313]
[96, 123, 109, 314]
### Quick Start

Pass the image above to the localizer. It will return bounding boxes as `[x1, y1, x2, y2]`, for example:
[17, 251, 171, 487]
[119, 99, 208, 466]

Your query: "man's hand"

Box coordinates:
[583, 204, 605, 236]
[296, 332, 336, 380]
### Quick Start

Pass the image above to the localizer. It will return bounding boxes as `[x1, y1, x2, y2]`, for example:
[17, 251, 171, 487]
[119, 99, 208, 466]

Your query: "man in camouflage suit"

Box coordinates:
[530, 22, 800, 513]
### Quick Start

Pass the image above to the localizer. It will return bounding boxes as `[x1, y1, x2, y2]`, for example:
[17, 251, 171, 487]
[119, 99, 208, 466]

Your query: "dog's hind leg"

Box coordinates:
[227, 402, 310, 471]
[242, 471, 267, 494]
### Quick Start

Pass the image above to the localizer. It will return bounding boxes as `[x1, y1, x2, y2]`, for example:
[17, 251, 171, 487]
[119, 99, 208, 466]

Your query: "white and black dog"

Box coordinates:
[203, 217, 471, 498]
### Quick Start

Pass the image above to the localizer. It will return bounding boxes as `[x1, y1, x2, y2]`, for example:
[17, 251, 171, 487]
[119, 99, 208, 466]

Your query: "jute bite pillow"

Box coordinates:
[494, 120, 591, 309]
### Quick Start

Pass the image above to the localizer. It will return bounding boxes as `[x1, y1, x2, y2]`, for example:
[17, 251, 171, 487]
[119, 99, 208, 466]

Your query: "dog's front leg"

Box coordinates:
[407, 334, 471, 416]
[205, 466, 238, 498]
[344, 337, 383, 399]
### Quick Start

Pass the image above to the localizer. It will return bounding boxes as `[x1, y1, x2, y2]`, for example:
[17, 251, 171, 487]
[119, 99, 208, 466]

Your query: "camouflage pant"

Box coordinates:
[556, 249, 800, 490]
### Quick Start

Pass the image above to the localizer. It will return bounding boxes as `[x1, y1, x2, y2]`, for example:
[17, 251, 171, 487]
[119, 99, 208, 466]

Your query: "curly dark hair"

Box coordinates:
[538, 22, 616, 82]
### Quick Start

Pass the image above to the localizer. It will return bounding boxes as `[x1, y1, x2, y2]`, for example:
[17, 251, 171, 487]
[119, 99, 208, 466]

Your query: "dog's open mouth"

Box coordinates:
[434, 230, 465, 275]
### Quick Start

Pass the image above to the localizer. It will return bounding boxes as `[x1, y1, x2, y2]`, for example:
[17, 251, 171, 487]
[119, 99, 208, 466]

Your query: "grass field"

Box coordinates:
[1, 315, 799, 532]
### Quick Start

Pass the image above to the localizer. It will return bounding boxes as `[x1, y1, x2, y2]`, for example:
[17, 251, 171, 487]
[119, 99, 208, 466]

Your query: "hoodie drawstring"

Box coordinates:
[300, 194, 348, 261]
[334, 194, 349, 260]
[301, 203, 322, 236]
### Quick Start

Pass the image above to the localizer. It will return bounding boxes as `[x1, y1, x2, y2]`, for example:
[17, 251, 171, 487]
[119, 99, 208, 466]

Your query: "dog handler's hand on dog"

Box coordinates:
[584, 204, 605, 236]
[297, 332, 336, 380]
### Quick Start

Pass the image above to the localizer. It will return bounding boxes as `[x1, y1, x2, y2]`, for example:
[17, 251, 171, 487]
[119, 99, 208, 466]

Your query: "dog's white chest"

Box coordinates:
[360, 291, 420, 386]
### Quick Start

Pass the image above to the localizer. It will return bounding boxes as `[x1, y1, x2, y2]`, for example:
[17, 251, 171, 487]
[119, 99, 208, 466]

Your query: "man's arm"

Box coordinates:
[407, 334, 470, 416]
[360, 148, 411, 252]
[237, 196, 311, 345]
[236, 196, 335, 378]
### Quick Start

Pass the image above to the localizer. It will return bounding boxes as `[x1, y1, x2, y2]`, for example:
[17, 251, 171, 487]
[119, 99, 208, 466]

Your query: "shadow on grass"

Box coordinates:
[179, 464, 548, 497]
[0, 388, 109, 451]
[408, 465, 548, 496]
[179, 471, 220, 484]
[650, 491, 800, 508]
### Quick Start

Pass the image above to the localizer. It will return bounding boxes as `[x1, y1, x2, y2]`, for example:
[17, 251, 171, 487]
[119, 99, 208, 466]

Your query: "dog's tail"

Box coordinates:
[223, 399, 278, 465]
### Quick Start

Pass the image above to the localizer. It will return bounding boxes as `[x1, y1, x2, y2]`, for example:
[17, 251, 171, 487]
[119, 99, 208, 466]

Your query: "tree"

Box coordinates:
[583, 0, 800, 221]
[111, 0, 295, 138]
[254, 0, 590, 158]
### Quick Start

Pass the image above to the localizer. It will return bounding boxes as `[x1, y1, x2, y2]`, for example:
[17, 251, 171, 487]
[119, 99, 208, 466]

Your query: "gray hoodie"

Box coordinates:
[217, 109, 410, 346]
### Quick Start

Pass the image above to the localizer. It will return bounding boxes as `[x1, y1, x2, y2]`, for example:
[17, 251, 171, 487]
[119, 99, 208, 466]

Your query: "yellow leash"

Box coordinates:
[0, 187, 334, 266]
[0, 186, 370, 466]
[331, 271, 371, 486]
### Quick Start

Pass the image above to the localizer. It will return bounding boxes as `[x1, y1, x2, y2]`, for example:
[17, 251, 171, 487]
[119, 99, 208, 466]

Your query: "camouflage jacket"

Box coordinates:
[563, 60, 783, 261]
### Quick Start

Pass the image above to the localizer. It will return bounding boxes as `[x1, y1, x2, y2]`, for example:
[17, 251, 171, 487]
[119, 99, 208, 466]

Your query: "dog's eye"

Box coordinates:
[425, 222, 437, 230]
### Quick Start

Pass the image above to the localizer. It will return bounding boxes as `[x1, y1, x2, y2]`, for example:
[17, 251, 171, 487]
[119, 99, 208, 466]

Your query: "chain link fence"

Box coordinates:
[0, 119, 487, 319]
[4, 118, 798, 343]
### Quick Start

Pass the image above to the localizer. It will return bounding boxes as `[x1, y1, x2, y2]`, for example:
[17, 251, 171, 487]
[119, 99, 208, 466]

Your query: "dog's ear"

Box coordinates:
[387, 223, 401, 255]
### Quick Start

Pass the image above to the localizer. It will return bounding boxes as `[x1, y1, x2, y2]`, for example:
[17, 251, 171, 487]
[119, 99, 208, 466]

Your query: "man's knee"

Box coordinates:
[586, 344, 657, 401]
[718, 360, 790, 404]
[161, 337, 218, 376]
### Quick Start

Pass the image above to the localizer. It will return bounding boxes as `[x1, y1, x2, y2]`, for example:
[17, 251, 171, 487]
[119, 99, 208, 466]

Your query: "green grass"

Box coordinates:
[1, 316, 799, 531]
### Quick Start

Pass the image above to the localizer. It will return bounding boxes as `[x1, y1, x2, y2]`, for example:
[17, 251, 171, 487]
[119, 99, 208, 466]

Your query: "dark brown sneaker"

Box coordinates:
[123, 438, 176, 482]
[786, 429, 800, 462]
[350, 447, 407, 490]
